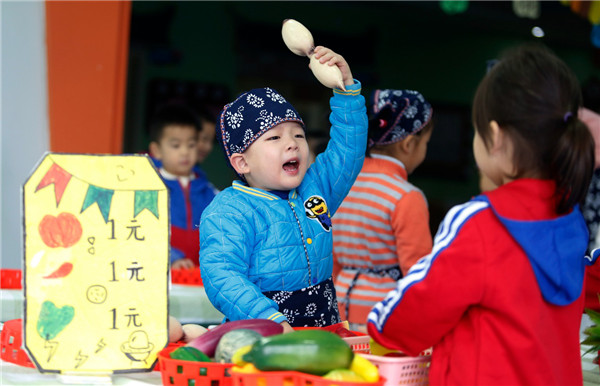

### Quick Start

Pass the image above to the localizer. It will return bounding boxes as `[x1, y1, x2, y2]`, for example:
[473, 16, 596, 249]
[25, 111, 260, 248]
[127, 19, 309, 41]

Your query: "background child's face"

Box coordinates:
[241, 121, 309, 191]
[197, 121, 215, 164]
[151, 124, 198, 177]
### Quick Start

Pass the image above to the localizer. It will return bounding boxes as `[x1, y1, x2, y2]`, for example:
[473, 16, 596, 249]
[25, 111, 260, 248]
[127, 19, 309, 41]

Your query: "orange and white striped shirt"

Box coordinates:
[332, 154, 432, 326]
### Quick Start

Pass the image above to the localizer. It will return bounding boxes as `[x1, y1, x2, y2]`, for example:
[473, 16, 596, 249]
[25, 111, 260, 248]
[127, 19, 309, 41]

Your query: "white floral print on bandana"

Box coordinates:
[246, 93, 264, 108]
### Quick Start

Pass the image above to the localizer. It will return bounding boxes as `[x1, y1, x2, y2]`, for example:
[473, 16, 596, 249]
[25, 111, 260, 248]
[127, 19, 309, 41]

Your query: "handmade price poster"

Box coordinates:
[22, 153, 169, 374]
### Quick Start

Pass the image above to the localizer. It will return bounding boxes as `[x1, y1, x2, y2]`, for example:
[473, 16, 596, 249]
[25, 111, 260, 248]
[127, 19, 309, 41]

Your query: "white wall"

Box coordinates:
[1, 1, 50, 268]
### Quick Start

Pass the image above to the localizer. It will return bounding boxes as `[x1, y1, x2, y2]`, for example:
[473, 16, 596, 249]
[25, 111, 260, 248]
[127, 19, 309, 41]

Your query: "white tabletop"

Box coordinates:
[1, 284, 223, 325]
[2, 344, 598, 385]
[1, 360, 162, 385]
[582, 314, 600, 385]
[2, 303, 599, 385]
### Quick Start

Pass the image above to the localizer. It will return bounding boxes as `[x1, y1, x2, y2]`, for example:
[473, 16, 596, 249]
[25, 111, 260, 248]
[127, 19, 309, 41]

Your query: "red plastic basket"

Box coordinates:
[171, 268, 203, 286]
[231, 368, 386, 386]
[0, 269, 22, 289]
[359, 353, 430, 386]
[294, 327, 370, 354]
[0, 319, 34, 368]
[158, 345, 233, 386]
[342, 333, 370, 354]
[154, 342, 184, 372]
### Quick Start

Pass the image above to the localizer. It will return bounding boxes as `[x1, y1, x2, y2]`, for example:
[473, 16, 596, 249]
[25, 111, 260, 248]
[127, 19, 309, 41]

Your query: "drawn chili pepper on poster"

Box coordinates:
[43, 262, 73, 279]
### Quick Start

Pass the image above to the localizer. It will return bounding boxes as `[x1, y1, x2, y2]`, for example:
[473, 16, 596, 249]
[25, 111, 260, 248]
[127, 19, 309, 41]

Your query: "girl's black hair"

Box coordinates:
[472, 43, 594, 214]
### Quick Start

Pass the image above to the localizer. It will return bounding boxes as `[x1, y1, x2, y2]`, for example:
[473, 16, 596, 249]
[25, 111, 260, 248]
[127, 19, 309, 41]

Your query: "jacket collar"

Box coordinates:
[232, 180, 298, 201]
[363, 154, 407, 180]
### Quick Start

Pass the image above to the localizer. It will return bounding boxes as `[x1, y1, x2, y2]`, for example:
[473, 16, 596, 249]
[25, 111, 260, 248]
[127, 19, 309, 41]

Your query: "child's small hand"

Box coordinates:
[312, 46, 354, 87]
[280, 321, 295, 333]
[172, 258, 195, 270]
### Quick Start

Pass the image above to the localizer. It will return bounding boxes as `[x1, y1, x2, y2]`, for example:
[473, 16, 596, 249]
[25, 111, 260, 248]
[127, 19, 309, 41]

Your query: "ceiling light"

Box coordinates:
[531, 26, 545, 38]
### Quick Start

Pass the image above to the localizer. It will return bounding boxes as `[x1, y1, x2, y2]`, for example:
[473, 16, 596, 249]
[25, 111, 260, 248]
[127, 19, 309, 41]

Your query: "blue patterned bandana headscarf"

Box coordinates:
[217, 87, 305, 172]
[368, 89, 433, 148]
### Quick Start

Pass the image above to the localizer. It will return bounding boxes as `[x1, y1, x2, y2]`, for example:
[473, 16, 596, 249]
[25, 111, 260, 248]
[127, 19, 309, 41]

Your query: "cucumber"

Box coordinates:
[242, 329, 354, 375]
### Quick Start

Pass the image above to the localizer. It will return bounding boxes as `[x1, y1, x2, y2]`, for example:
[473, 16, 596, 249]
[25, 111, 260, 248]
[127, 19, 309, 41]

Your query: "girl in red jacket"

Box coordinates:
[368, 43, 597, 385]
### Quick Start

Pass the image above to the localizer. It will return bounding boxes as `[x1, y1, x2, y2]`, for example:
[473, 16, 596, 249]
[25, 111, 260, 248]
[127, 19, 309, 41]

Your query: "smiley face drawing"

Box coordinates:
[86, 285, 107, 304]
[304, 195, 331, 231]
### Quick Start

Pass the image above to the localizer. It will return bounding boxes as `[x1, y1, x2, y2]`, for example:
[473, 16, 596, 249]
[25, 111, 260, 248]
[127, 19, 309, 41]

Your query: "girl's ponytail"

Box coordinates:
[472, 43, 595, 214]
[552, 115, 595, 213]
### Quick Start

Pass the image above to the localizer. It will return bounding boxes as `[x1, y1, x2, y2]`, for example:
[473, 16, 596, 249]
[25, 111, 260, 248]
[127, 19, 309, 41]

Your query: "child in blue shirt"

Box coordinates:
[148, 103, 218, 268]
[199, 47, 367, 332]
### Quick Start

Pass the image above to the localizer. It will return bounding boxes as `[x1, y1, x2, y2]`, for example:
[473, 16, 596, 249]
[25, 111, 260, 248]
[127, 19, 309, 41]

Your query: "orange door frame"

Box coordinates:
[45, 1, 131, 154]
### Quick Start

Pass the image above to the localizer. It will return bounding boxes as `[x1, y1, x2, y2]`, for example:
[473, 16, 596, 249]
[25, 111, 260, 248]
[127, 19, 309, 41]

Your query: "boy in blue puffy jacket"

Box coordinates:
[199, 46, 367, 332]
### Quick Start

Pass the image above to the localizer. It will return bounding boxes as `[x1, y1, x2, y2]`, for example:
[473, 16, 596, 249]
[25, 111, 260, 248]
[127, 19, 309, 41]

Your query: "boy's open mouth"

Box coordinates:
[283, 159, 299, 173]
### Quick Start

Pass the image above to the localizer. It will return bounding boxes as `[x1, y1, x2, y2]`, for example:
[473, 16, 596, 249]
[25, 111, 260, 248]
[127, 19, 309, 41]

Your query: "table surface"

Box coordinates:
[585, 357, 600, 386]
[583, 314, 600, 385]
[1, 360, 163, 385]
[2, 300, 600, 385]
[1, 284, 224, 326]
[2, 345, 599, 385]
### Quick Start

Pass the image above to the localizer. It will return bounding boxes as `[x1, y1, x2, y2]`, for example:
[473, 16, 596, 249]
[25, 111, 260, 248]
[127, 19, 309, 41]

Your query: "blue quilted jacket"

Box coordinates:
[199, 82, 367, 323]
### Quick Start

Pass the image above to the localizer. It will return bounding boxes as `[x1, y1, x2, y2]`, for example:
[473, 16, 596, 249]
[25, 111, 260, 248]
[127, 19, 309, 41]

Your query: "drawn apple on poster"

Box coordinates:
[38, 212, 82, 248]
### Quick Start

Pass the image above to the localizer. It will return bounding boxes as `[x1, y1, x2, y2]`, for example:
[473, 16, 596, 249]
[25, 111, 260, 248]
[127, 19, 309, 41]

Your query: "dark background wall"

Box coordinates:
[123, 1, 599, 233]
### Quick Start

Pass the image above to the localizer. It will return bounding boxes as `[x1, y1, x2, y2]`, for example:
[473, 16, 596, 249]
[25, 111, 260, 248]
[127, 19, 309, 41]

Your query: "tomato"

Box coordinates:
[38, 212, 82, 248]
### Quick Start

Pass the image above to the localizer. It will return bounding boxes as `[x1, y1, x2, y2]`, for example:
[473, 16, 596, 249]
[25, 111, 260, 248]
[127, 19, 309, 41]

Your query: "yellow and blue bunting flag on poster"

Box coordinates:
[22, 153, 169, 374]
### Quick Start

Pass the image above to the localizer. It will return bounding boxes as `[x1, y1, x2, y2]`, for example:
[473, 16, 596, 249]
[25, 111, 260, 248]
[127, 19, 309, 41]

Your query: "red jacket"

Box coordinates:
[368, 179, 592, 385]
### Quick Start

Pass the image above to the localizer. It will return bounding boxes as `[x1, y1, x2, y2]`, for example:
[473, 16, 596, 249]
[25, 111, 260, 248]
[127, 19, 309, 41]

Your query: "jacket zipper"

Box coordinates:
[180, 180, 192, 230]
[287, 200, 312, 287]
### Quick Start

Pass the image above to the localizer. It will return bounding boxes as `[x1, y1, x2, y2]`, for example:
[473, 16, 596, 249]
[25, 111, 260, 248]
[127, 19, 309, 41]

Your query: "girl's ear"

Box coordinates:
[229, 153, 249, 175]
[489, 120, 516, 177]
[149, 142, 161, 159]
[399, 135, 416, 154]
[489, 120, 505, 153]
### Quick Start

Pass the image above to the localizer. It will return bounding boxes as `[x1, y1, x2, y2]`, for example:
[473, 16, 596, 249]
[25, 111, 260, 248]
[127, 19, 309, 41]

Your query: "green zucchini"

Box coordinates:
[169, 346, 211, 362]
[241, 329, 353, 375]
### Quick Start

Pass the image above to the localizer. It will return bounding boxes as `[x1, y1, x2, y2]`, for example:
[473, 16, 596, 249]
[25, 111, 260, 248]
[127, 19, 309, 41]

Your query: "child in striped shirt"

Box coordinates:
[332, 89, 434, 331]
